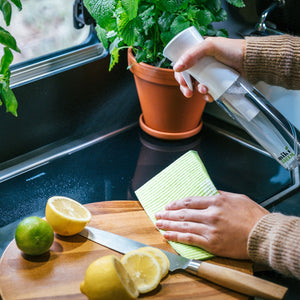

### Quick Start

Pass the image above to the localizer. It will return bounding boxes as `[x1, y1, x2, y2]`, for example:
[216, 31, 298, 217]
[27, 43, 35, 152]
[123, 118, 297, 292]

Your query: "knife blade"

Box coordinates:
[79, 226, 287, 300]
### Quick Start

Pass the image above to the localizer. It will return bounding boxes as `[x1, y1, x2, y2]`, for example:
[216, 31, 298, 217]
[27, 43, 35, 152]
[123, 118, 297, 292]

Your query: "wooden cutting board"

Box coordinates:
[0, 201, 252, 299]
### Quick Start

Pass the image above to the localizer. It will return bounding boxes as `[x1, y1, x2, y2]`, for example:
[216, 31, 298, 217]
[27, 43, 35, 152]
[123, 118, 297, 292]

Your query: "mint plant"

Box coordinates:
[84, 0, 244, 71]
[0, 0, 22, 116]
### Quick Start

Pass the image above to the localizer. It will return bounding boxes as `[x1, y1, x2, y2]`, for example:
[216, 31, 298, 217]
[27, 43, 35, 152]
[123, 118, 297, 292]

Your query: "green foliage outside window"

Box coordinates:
[0, 0, 22, 117]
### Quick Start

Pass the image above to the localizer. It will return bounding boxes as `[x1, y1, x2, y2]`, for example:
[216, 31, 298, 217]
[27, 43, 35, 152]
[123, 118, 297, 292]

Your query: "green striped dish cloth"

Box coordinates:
[135, 150, 218, 260]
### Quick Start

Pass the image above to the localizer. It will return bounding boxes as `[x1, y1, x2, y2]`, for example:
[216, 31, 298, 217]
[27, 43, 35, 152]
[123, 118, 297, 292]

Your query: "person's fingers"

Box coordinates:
[162, 231, 210, 251]
[197, 84, 208, 94]
[156, 218, 207, 234]
[173, 42, 213, 72]
[202, 93, 214, 103]
[163, 195, 217, 211]
[155, 208, 214, 226]
[180, 85, 193, 98]
[174, 71, 194, 98]
[173, 37, 245, 74]
[174, 71, 188, 87]
[155, 219, 211, 251]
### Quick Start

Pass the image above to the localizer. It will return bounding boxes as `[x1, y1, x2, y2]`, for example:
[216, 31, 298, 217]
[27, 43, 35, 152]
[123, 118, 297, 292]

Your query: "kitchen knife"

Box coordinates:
[79, 226, 287, 300]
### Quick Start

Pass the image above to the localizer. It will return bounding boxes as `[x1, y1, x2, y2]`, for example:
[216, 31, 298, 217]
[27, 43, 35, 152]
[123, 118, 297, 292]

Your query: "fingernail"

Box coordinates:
[155, 220, 162, 227]
[155, 212, 161, 219]
[204, 94, 213, 103]
[198, 85, 208, 94]
[163, 232, 170, 239]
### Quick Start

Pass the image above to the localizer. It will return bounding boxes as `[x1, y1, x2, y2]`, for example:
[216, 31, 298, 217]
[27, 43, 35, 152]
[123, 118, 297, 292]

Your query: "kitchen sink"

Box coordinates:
[1, 117, 299, 257]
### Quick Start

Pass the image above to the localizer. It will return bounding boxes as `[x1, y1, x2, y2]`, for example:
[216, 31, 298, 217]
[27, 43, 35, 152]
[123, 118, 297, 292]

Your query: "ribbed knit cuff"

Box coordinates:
[248, 213, 300, 278]
[244, 35, 300, 90]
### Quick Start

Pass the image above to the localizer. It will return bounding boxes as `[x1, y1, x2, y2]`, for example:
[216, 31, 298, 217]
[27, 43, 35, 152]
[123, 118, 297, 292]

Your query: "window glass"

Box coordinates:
[1, 0, 90, 65]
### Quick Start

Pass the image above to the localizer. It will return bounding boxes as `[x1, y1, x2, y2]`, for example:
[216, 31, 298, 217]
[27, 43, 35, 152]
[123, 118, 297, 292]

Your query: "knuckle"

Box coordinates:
[184, 233, 196, 244]
[204, 37, 214, 45]
[211, 194, 225, 206]
[209, 211, 222, 225]
[183, 197, 192, 208]
[184, 50, 195, 61]
[178, 209, 188, 221]
[207, 234, 222, 253]
[182, 221, 191, 233]
[206, 207, 222, 225]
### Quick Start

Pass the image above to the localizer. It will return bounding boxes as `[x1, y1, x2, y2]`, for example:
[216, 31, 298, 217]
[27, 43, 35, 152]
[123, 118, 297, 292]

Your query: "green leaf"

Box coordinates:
[0, 26, 20, 52]
[144, 39, 154, 50]
[134, 48, 146, 63]
[0, 0, 12, 26]
[139, 5, 156, 35]
[205, 0, 222, 12]
[196, 9, 214, 26]
[159, 0, 185, 13]
[206, 24, 216, 36]
[160, 31, 174, 45]
[226, 0, 245, 8]
[158, 11, 175, 32]
[179, 0, 190, 10]
[95, 25, 109, 49]
[214, 8, 227, 22]
[216, 28, 228, 37]
[83, 0, 116, 28]
[118, 16, 140, 46]
[0, 46, 13, 75]
[170, 15, 190, 36]
[121, 0, 138, 20]
[133, 33, 144, 48]
[10, 0, 22, 10]
[0, 83, 18, 116]
[195, 25, 207, 36]
[109, 47, 119, 71]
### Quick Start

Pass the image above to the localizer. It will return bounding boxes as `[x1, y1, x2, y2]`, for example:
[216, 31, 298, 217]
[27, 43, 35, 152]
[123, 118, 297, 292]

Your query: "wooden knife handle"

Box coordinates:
[186, 260, 288, 300]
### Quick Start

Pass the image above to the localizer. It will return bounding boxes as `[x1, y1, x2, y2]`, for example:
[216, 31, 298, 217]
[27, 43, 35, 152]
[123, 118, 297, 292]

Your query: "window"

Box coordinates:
[1, 0, 90, 65]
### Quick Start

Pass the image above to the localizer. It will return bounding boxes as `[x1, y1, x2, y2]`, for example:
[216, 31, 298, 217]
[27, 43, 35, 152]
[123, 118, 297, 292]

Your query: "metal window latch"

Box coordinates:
[73, 0, 95, 29]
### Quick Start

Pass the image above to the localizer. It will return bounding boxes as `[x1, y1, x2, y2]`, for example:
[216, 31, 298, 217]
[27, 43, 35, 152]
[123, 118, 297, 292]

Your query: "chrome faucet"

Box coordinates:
[254, 0, 285, 35]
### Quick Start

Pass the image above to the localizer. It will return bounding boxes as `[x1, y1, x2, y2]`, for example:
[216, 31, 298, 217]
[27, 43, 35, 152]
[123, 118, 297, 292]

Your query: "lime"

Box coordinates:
[15, 216, 54, 256]
[80, 255, 139, 300]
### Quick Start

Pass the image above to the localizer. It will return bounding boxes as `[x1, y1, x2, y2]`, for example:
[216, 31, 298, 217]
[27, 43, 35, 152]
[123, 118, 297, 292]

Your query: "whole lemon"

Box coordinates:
[15, 216, 54, 256]
[80, 255, 139, 300]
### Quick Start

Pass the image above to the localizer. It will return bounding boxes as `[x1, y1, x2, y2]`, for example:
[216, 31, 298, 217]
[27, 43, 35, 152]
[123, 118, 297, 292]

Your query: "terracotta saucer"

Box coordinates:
[139, 114, 203, 140]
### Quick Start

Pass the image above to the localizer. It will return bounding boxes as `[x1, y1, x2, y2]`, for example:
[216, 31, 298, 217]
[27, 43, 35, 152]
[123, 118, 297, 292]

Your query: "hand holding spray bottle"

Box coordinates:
[163, 27, 300, 170]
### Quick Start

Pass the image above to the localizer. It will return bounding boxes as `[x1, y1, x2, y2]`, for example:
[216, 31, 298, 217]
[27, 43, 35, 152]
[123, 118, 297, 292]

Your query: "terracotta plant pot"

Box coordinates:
[128, 48, 206, 140]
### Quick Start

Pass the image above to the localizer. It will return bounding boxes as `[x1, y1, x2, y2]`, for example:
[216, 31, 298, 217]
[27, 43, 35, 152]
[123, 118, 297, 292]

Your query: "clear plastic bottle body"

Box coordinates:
[218, 76, 300, 170]
[163, 27, 300, 170]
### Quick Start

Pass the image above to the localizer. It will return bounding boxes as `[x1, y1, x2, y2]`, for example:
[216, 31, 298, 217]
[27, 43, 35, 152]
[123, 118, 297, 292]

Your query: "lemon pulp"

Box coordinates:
[121, 250, 162, 293]
[45, 196, 91, 236]
[138, 246, 170, 279]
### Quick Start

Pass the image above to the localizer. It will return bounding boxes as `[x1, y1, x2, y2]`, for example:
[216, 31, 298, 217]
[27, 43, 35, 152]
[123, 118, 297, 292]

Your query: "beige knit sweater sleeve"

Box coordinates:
[248, 213, 300, 279]
[244, 35, 300, 90]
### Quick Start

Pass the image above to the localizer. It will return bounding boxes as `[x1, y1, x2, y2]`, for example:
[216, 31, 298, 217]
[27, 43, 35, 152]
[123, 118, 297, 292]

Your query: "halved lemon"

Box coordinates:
[45, 196, 91, 236]
[138, 247, 170, 279]
[121, 249, 162, 293]
[80, 255, 139, 300]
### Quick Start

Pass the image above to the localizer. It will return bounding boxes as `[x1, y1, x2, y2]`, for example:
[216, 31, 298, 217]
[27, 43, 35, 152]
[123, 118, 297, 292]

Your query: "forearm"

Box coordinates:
[248, 213, 300, 279]
[244, 35, 300, 90]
